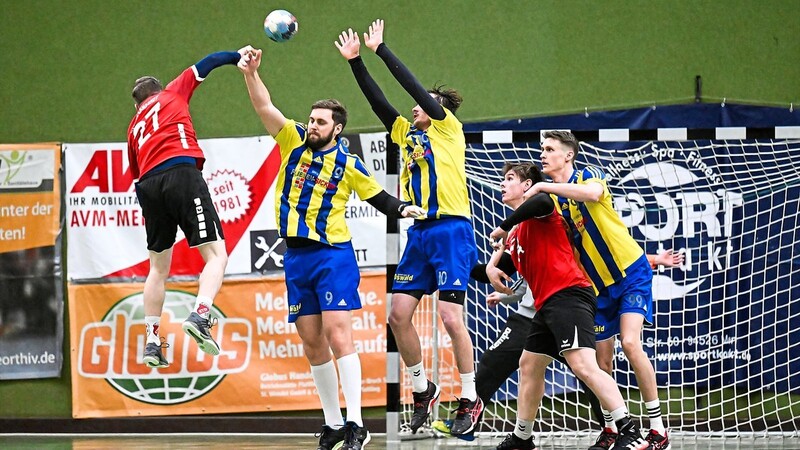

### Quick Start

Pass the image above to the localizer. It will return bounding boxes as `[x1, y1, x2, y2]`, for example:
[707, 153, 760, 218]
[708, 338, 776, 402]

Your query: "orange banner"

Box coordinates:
[68, 271, 387, 418]
[0, 143, 60, 253]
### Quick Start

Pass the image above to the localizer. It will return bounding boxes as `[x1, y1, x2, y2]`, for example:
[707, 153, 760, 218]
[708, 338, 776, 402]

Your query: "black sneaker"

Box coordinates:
[588, 427, 618, 450]
[142, 342, 169, 368]
[614, 419, 648, 450]
[496, 433, 535, 450]
[339, 421, 370, 450]
[315, 425, 346, 450]
[409, 380, 440, 432]
[451, 396, 484, 435]
[182, 312, 220, 355]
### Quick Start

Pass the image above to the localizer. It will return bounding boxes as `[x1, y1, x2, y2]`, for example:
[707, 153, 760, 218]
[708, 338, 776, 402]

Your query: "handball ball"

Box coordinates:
[264, 10, 298, 43]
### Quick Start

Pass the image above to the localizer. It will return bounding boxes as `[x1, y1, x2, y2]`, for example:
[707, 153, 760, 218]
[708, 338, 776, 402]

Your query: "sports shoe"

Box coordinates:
[142, 341, 169, 368]
[431, 418, 476, 442]
[182, 312, 220, 355]
[337, 421, 370, 450]
[409, 380, 440, 432]
[431, 419, 453, 437]
[644, 429, 671, 450]
[613, 419, 648, 450]
[315, 425, 346, 450]
[587, 427, 617, 450]
[451, 396, 484, 435]
[496, 433, 535, 450]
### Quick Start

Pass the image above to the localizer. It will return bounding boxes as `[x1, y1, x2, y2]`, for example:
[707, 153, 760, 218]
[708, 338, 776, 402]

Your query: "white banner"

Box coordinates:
[64, 133, 390, 280]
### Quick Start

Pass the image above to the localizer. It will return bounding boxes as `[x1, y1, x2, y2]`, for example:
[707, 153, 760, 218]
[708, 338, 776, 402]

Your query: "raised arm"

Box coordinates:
[238, 49, 287, 137]
[363, 19, 445, 121]
[194, 47, 249, 78]
[335, 29, 400, 131]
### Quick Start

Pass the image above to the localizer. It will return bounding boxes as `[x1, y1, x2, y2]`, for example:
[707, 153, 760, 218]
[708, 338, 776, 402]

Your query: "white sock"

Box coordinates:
[460, 371, 477, 401]
[337, 353, 363, 427]
[602, 409, 617, 432]
[310, 360, 344, 428]
[610, 406, 631, 431]
[513, 418, 533, 440]
[145, 316, 161, 345]
[407, 362, 428, 393]
[645, 399, 665, 434]
[194, 295, 213, 318]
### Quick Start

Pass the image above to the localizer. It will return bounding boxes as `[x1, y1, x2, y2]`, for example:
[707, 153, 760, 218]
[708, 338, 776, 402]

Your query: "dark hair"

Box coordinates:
[542, 130, 580, 161]
[428, 84, 463, 114]
[501, 162, 544, 184]
[131, 76, 163, 106]
[311, 99, 348, 130]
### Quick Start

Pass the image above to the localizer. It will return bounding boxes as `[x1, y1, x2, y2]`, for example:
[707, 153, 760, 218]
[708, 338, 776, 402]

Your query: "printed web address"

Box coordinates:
[0, 351, 57, 366]
[652, 350, 751, 361]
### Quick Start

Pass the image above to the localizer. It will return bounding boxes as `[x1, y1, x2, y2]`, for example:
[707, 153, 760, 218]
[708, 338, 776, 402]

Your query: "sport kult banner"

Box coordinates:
[63, 132, 390, 280]
[0, 143, 64, 380]
[69, 271, 387, 418]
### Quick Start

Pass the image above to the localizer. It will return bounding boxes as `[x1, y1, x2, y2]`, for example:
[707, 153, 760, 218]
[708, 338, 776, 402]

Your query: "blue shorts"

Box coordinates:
[392, 217, 478, 294]
[283, 241, 361, 323]
[594, 254, 654, 341]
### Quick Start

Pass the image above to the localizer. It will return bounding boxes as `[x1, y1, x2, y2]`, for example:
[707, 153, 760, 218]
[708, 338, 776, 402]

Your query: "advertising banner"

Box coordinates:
[64, 132, 390, 280]
[69, 271, 387, 418]
[0, 143, 63, 379]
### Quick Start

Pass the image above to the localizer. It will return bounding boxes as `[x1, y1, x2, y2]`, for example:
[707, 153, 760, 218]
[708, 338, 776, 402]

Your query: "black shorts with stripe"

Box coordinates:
[135, 164, 224, 252]
[524, 285, 597, 360]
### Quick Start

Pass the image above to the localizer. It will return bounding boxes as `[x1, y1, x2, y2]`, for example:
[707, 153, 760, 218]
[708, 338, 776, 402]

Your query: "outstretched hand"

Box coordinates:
[654, 249, 685, 267]
[363, 19, 384, 52]
[335, 28, 361, 60]
[238, 48, 262, 74]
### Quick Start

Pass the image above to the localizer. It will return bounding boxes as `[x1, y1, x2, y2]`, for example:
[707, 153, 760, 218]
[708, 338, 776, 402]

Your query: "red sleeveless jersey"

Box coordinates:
[127, 66, 206, 179]
[507, 207, 592, 310]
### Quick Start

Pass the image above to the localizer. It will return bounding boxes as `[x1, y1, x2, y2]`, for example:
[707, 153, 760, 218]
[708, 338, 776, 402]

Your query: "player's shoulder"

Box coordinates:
[579, 165, 606, 181]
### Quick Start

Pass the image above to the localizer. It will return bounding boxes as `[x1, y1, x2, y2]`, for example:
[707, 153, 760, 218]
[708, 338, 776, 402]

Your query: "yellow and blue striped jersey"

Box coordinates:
[555, 167, 644, 288]
[274, 120, 382, 245]
[390, 108, 470, 219]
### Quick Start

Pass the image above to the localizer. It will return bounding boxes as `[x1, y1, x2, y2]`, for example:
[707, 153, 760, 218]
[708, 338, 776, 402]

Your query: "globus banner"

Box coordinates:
[0, 143, 64, 380]
[68, 272, 387, 418]
[63, 132, 390, 280]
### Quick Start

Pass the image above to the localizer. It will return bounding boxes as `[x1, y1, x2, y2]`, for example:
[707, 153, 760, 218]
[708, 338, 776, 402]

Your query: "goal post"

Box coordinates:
[386, 125, 800, 440]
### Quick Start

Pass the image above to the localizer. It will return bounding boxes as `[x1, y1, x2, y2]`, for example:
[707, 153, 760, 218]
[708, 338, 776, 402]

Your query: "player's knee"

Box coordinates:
[388, 309, 412, 330]
[620, 334, 644, 356]
[596, 357, 614, 374]
[439, 314, 466, 337]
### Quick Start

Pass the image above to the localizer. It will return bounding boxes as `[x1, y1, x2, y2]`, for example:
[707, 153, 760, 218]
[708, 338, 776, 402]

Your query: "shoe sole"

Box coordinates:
[182, 322, 221, 355]
[142, 355, 169, 368]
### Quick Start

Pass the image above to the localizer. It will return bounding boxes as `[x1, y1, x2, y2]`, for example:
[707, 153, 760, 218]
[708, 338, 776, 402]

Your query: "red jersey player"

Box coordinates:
[487, 162, 648, 450]
[128, 46, 253, 369]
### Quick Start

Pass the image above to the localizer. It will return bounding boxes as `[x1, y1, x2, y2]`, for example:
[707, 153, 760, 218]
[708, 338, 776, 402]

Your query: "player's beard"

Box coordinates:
[307, 129, 335, 150]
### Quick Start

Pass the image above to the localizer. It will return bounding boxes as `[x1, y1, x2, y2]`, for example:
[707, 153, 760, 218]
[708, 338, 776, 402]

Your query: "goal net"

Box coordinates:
[398, 135, 800, 438]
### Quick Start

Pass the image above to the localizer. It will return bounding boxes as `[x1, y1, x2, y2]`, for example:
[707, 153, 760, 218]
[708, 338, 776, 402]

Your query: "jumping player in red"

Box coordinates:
[127, 46, 253, 368]
[488, 162, 647, 450]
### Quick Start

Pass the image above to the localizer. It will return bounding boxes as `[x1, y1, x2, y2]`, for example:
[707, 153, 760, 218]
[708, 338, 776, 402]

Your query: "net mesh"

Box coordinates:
[399, 138, 800, 438]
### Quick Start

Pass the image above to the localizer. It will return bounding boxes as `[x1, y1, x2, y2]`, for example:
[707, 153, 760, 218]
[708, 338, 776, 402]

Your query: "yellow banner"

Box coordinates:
[0, 143, 60, 253]
[69, 272, 387, 418]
